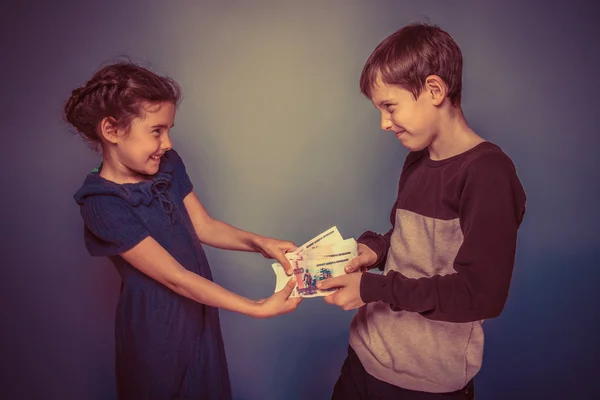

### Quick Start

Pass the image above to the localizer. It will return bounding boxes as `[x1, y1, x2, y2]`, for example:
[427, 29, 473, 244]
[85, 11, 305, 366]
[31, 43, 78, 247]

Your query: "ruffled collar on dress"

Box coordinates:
[73, 151, 177, 221]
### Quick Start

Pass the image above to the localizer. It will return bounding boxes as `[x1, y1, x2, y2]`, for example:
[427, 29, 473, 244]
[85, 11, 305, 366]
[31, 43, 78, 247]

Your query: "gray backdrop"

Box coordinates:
[2, 0, 598, 399]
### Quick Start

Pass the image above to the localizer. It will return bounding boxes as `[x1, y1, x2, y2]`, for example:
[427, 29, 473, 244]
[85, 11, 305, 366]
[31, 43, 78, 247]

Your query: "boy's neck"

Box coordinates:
[428, 106, 485, 161]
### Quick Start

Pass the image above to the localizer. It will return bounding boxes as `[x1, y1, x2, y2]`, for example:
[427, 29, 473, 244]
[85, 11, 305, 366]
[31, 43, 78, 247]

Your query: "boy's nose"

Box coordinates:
[380, 115, 393, 131]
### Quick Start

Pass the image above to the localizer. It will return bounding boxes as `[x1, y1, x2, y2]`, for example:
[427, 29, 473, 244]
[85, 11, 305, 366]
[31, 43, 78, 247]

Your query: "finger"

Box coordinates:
[287, 297, 303, 310]
[323, 292, 337, 305]
[283, 242, 298, 252]
[275, 254, 294, 275]
[272, 249, 291, 273]
[290, 296, 302, 304]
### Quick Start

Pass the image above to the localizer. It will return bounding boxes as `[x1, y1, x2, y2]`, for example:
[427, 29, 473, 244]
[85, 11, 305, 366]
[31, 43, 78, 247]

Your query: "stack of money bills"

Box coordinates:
[272, 227, 357, 298]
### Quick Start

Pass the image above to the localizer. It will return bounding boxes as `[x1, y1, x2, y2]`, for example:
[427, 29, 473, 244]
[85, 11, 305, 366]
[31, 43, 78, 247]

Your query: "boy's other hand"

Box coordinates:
[345, 243, 378, 273]
[317, 273, 365, 311]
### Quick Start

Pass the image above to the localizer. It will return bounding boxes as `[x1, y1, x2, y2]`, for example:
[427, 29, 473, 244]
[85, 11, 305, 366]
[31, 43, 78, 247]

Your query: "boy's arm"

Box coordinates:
[360, 154, 526, 323]
[355, 228, 394, 271]
[359, 220, 397, 271]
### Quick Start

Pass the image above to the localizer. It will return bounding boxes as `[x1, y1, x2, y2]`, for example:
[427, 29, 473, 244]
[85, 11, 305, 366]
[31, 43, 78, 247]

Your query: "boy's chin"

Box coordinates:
[399, 140, 428, 152]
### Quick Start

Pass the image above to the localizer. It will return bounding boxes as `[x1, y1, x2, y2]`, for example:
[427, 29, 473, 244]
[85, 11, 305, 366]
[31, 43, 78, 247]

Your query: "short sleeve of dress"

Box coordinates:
[166, 149, 194, 200]
[80, 196, 150, 257]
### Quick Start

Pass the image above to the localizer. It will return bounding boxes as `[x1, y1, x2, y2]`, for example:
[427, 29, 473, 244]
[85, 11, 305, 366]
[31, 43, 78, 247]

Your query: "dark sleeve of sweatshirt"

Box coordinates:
[356, 215, 394, 271]
[356, 151, 424, 271]
[359, 152, 527, 323]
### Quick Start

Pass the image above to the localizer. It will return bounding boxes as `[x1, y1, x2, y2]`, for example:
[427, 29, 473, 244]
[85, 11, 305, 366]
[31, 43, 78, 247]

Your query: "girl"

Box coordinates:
[66, 61, 301, 399]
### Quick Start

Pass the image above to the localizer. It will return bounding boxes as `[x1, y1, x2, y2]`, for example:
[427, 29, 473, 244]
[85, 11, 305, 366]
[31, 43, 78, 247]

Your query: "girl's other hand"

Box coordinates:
[253, 277, 302, 318]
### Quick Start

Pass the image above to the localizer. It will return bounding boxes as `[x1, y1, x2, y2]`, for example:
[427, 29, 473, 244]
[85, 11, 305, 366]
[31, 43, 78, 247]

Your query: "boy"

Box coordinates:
[317, 23, 527, 399]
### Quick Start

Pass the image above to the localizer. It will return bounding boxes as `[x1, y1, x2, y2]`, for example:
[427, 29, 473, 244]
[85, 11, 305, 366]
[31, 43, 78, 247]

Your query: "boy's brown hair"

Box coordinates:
[360, 23, 463, 106]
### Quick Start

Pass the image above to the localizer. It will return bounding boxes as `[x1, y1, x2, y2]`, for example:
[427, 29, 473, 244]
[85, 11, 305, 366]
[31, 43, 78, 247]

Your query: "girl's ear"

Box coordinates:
[99, 117, 120, 144]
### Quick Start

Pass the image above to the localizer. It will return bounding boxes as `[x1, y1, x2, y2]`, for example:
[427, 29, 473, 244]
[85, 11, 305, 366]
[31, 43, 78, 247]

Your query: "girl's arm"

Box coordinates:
[121, 236, 301, 318]
[183, 192, 296, 273]
[183, 192, 265, 251]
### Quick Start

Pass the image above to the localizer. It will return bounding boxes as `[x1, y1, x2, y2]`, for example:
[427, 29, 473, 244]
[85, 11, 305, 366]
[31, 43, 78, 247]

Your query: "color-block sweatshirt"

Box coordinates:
[351, 142, 526, 393]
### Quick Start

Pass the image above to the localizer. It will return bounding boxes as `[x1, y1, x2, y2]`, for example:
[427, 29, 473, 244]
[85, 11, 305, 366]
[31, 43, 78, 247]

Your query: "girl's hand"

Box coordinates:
[253, 278, 302, 318]
[254, 237, 298, 275]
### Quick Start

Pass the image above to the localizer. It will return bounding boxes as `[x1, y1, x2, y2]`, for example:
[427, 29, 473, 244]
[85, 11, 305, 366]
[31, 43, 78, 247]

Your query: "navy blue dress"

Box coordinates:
[73, 150, 232, 400]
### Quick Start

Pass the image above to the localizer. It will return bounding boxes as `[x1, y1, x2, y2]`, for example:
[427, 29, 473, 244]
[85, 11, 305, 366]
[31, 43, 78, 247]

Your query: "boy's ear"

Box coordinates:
[424, 75, 447, 106]
[99, 117, 120, 144]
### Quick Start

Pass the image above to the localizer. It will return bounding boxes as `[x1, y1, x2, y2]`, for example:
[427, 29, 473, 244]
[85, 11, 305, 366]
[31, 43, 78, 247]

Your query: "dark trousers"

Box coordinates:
[332, 346, 474, 400]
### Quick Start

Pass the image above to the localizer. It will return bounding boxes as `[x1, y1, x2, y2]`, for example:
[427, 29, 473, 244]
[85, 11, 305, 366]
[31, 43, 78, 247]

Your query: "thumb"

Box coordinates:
[277, 277, 297, 299]
[345, 254, 368, 273]
[316, 276, 339, 290]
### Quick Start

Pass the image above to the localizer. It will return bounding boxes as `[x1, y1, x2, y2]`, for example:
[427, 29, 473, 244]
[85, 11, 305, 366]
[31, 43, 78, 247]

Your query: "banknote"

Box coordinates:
[293, 226, 344, 254]
[273, 254, 354, 298]
[272, 227, 358, 298]
[272, 226, 344, 271]
[300, 238, 358, 259]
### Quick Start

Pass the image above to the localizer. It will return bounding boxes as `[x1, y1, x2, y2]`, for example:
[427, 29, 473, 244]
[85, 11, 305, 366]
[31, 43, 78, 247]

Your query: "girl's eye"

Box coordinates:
[385, 104, 395, 112]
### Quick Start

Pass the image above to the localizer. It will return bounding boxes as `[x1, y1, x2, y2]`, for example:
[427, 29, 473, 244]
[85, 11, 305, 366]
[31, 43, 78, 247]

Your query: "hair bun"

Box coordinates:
[71, 87, 83, 98]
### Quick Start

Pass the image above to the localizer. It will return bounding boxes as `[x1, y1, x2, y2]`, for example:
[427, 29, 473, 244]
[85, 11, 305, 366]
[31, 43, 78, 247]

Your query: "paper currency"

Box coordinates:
[272, 227, 358, 298]
[292, 226, 344, 254]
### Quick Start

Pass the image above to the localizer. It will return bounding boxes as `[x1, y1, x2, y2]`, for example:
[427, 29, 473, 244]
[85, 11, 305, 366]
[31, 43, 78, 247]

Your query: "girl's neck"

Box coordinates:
[98, 152, 147, 184]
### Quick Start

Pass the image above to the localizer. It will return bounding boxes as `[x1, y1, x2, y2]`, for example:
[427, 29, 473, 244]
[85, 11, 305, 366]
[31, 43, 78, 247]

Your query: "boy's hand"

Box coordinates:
[344, 243, 378, 273]
[255, 278, 302, 318]
[255, 237, 298, 275]
[317, 273, 365, 310]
